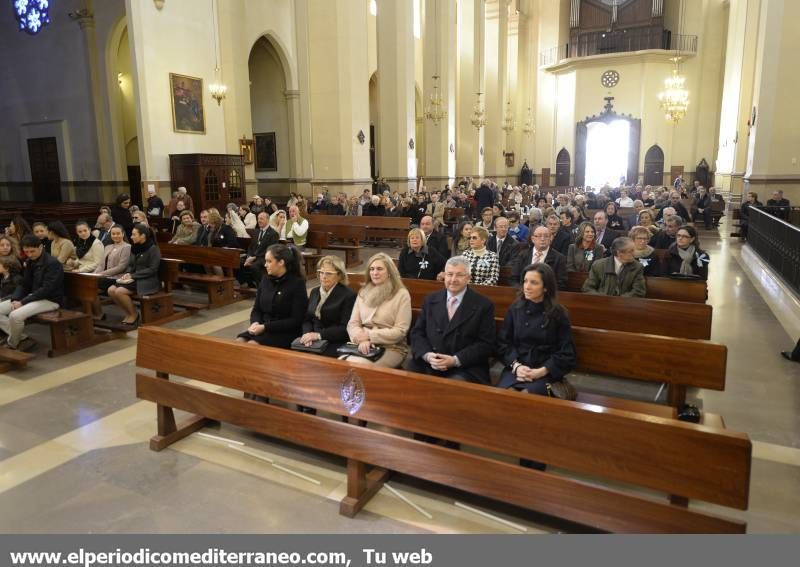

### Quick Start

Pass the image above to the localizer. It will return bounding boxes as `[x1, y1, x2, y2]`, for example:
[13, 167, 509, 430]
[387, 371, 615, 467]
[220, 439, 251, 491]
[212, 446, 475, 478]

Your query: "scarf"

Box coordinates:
[677, 244, 696, 275]
[315, 283, 335, 319]
[131, 239, 155, 255]
[633, 245, 654, 259]
[74, 234, 97, 259]
[472, 247, 487, 257]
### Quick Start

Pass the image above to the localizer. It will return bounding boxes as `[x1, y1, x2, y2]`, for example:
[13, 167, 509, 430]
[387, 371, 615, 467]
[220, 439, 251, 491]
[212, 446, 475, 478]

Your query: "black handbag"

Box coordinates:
[546, 379, 578, 401]
[290, 337, 329, 354]
[337, 342, 385, 361]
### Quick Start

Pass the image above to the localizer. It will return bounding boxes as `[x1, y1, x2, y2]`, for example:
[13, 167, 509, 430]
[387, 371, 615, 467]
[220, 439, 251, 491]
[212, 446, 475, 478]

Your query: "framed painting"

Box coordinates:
[254, 132, 277, 172]
[170, 73, 205, 134]
[239, 138, 254, 164]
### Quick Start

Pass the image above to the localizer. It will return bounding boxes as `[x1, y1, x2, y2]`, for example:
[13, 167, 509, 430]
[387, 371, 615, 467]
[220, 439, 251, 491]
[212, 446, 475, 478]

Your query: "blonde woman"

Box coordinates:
[345, 252, 412, 368]
[398, 228, 445, 280]
[461, 225, 499, 286]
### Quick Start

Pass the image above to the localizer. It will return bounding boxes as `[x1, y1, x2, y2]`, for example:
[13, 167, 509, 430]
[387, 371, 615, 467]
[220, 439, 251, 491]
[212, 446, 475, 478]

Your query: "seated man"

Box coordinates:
[0, 235, 64, 351]
[408, 256, 496, 384]
[238, 211, 279, 288]
[650, 214, 682, 249]
[487, 216, 520, 268]
[582, 237, 646, 297]
[510, 225, 568, 290]
[419, 215, 450, 260]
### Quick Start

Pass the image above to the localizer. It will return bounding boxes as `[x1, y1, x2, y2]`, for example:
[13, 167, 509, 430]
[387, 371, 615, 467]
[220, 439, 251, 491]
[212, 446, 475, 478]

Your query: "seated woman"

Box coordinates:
[629, 225, 662, 277]
[452, 221, 473, 256]
[93, 225, 131, 317]
[65, 221, 105, 273]
[0, 236, 18, 260]
[666, 225, 709, 280]
[0, 255, 22, 301]
[4, 215, 31, 259]
[47, 221, 77, 267]
[637, 208, 658, 235]
[398, 228, 446, 280]
[207, 208, 237, 248]
[605, 202, 627, 232]
[566, 221, 604, 272]
[107, 223, 161, 327]
[462, 226, 500, 286]
[239, 204, 257, 230]
[225, 202, 250, 238]
[169, 210, 200, 245]
[296, 255, 357, 357]
[345, 252, 412, 368]
[236, 243, 308, 347]
[497, 263, 577, 396]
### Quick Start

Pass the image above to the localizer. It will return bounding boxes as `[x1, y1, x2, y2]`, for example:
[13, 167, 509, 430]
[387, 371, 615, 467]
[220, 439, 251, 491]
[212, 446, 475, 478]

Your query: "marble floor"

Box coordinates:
[0, 219, 798, 533]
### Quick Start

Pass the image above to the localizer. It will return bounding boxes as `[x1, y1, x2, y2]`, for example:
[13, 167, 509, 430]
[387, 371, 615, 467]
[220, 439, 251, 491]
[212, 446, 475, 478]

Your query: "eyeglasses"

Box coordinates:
[676, 233, 692, 239]
[317, 270, 338, 277]
[469, 235, 482, 240]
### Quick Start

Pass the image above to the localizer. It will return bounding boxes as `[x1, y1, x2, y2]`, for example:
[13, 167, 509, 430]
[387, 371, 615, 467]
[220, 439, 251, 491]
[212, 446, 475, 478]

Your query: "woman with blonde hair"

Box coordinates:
[345, 252, 412, 368]
[398, 228, 445, 280]
[461, 225, 499, 286]
[629, 225, 661, 276]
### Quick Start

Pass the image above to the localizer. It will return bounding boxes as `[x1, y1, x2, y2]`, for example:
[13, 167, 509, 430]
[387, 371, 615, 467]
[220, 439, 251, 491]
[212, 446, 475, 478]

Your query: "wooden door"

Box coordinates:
[540, 168, 550, 187]
[128, 166, 142, 206]
[670, 165, 684, 185]
[555, 148, 571, 187]
[643, 145, 664, 186]
[27, 137, 62, 202]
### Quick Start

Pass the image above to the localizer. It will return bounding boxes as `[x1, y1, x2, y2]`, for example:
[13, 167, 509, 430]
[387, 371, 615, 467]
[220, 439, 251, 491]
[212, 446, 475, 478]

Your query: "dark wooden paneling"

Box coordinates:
[580, 1, 612, 29]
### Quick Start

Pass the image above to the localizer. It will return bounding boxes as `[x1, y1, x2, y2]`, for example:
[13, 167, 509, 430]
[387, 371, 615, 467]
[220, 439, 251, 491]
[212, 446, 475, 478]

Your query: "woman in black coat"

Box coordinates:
[605, 202, 626, 232]
[497, 263, 576, 396]
[398, 228, 446, 280]
[236, 243, 308, 348]
[107, 223, 161, 327]
[206, 209, 237, 248]
[296, 255, 356, 357]
[110, 193, 134, 237]
[666, 224, 709, 280]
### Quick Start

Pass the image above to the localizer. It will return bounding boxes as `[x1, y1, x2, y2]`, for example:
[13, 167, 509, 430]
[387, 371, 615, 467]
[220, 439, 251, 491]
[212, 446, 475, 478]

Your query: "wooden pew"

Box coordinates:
[135, 326, 751, 533]
[309, 215, 411, 247]
[31, 308, 124, 357]
[0, 347, 34, 373]
[158, 243, 242, 308]
[308, 228, 365, 268]
[565, 271, 708, 303]
[347, 274, 713, 340]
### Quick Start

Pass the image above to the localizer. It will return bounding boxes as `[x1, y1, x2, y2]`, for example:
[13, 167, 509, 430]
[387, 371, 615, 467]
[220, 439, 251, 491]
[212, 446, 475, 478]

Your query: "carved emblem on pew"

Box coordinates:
[341, 370, 365, 416]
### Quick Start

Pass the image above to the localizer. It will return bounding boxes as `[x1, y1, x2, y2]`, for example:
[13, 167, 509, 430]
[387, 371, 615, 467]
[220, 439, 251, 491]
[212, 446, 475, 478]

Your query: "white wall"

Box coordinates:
[249, 41, 291, 180]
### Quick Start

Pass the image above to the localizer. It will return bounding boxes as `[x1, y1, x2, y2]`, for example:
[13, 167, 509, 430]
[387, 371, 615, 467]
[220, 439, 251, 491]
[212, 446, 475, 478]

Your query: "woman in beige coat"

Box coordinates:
[346, 252, 412, 368]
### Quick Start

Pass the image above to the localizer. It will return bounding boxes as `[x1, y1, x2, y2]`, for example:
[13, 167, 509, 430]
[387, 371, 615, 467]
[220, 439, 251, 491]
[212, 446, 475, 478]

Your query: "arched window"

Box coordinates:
[228, 169, 243, 199]
[204, 170, 220, 201]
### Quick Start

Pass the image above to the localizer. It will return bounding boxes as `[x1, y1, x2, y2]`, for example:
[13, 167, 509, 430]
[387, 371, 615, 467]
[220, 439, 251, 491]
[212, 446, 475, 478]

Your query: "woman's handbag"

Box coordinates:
[336, 342, 385, 361]
[290, 337, 329, 354]
[546, 379, 578, 401]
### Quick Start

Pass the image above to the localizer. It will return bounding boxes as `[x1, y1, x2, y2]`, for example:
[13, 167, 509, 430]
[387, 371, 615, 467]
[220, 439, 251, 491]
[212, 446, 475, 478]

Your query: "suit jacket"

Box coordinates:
[582, 256, 646, 297]
[511, 246, 568, 290]
[595, 228, 618, 252]
[410, 287, 496, 385]
[302, 283, 357, 353]
[247, 226, 279, 258]
[551, 229, 572, 256]
[425, 231, 451, 260]
[487, 235, 520, 267]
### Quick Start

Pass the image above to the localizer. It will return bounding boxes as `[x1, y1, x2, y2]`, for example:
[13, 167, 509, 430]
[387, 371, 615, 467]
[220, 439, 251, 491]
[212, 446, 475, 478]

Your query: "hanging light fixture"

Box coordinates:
[657, 0, 689, 123]
[208, 0, 227, 105]
[423, 1, 447, 125]
[501, 99, 515, 132]
[471, 93, 487, 129]
[522, 103, 535, 137]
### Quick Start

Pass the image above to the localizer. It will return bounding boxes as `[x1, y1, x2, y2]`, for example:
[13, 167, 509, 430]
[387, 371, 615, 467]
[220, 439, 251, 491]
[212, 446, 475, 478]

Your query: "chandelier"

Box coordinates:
[471, 93, 486, 129]
[501, 99, 516, 132]
[424, 74, 447, 125]
[657, 61, 689, 123]
[522, 104, 535, 137]
[208, 0, 228, 105]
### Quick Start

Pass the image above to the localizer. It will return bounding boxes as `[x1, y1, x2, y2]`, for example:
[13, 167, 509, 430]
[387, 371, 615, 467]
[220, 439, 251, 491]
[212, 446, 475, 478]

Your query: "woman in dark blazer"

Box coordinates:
[107, 223, 161, 327]
[629, 225, 662, 277]
[110, 193, 134, 237]
[206, 209, 237, 248]
[296, 255, 356, 357]
[605, 202, 627, 232]
[398, 228, 446, 280]
[236, 243, 308, 348]
[497, 263, 576, 396]
[666, 224, 709, 280]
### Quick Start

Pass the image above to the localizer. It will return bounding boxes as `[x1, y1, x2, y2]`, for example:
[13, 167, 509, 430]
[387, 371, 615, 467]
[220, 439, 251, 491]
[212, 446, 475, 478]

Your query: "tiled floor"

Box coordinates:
[0, 221, 798, 533]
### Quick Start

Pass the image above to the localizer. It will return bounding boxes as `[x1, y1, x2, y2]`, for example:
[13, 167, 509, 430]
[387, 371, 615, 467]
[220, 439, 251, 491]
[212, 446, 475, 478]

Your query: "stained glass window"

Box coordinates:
[14, 0, 51, 35]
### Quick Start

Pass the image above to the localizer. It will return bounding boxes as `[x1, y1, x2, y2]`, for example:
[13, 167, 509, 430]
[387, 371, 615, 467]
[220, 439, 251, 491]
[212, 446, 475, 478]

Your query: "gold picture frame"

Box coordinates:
[239, 138, 254, 164]
[169, 72, 206, 134]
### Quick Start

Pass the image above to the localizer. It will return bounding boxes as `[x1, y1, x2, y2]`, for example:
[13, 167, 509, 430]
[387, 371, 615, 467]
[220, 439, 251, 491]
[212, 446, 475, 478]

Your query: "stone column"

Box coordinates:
[422, 0, 457, 186]
[376, 0, 417, 193]
[292, 0, 315, 196]
[306, 0, 372, 197]
[484, 0, 509, 179]
[456, 0, 485, 178]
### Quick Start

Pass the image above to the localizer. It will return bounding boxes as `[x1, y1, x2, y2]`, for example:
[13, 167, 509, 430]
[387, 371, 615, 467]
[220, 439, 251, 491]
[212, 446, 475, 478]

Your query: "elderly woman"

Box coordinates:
[345, 252, 412, 368]
[65, 221, 105, 273]
[605, 201, 626, 232]
[295, 255, 357, 358]
[107, 223, 161, 327]
[398, 228, 446, 281]
[497, 263, 576, 396]
[666, 225, 709, 280]
[629, 225, 661, 277]
[169, 210, 200, 245]
[47, 221, 77, 267]
[236, 243, 308, 347]
[566, 222, 604, 272]
[206, 208, 237, 248]
[131, 209, 148, 226]
[363, 194, 386, 216]
[453, 221, 473, 256]
[462, 225, 499, 286]
[637, 208, 658, 235]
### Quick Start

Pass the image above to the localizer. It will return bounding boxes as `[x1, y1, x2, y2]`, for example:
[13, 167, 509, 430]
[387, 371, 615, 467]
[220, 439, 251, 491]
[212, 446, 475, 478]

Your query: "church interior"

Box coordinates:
[0, 0, 799, 534]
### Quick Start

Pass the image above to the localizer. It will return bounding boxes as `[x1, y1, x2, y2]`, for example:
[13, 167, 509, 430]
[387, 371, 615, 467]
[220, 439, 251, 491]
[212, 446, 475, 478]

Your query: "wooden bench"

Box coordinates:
[158, 243, 242, 308]
[346, 275, 724, 407]
[308, 228, 366, 268]
[347, 274, 713, 340]
[309, 215, 411, 248]
[565, 271, 708, 303]
[0, 346, 34, 373]
[31, 308, 125, 357]
[135, 326, 751, 533]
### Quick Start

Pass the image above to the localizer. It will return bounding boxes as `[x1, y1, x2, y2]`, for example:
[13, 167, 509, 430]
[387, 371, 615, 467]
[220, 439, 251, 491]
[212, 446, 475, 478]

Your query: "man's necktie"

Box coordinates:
[447, 296, 458, 320]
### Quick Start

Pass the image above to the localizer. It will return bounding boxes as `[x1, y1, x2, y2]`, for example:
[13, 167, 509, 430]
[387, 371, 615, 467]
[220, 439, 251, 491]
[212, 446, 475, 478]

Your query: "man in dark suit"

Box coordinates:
[408, 256, 496, 384]
[419, 215, 450, 260]
[487, 216, 519, 267]
[592, 211, 617, 252]
[546, 214, 572, 256]
[93, 213, 116, 246]
[649, 215, 681, 249]
[510, 225, 568, 290]
[193, 210, 210, 246]
[237, 211, 279, 287]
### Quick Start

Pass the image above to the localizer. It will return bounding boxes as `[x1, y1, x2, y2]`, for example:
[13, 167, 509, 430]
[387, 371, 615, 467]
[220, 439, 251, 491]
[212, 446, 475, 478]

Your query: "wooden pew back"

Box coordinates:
[136, 326, 750, 533]
[158, 243, 241, 270]
[566, 271, 708, 303]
